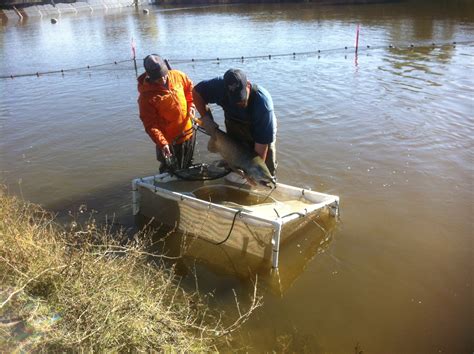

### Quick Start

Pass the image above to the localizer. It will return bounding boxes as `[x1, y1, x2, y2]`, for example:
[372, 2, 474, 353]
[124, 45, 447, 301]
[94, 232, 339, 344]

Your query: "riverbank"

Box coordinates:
[0, 190, 260, 351]
[0, 0, 397, 22]
[1, 0, 397, 8]
[0, 0, 134, 23]
[154, 0, 395, 4]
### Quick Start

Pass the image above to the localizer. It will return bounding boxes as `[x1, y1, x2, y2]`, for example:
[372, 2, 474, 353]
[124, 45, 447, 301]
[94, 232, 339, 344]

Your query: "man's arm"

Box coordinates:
[251, 86, 276, 161]
[181, 73, 195, 118]
[192, 88, 210, 118]
[192, 78, 224, 120]
[192, 86, 219, 132]
[138, 99, 167, 146]
[138, 95, 172, 159]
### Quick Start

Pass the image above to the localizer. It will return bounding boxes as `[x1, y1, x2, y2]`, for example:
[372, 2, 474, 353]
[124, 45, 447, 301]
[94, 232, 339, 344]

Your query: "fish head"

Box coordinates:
[198, 115, 218, 135]
[245, 159, 276, 189]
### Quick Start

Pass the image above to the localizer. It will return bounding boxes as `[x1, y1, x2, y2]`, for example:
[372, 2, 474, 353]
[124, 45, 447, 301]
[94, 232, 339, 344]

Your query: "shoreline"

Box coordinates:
[1, 0, 396, 9]
[0, 0, 397, 24]
[0, 191, 261, 351]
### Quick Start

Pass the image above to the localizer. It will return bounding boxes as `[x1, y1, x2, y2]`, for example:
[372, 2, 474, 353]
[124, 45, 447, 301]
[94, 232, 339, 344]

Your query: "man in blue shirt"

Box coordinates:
[193, 69, 277, 175]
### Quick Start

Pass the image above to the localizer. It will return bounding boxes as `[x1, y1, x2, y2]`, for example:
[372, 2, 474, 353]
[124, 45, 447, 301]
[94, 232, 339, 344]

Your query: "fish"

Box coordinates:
[199, 116, 276, 188]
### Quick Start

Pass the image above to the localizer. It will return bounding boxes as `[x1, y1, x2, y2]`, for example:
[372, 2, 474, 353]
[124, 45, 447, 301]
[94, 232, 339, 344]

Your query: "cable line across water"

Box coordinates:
[1, 41, 472, 80]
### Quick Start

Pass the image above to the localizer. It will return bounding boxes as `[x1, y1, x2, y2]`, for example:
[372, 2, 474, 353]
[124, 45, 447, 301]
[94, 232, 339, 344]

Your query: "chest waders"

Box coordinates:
[224, 85, 277, 176]
[156, 122, 195, 173]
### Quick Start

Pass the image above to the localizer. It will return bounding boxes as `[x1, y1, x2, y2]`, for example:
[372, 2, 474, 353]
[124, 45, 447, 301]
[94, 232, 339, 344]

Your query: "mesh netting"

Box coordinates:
[170, 161, 231, 181]
[163, 124, 231, 181]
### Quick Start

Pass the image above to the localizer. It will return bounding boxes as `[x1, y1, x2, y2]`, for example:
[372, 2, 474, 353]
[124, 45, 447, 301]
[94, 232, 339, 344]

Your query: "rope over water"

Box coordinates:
[1, 41, 472, 80]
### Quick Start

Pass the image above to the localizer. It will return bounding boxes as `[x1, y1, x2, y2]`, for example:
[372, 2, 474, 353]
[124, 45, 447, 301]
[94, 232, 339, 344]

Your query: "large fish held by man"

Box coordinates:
[198, 115, 276, 189]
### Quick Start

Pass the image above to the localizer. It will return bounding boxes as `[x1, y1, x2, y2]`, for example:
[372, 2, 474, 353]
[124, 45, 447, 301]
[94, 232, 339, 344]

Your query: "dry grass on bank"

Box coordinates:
[0, 189, 261, 352]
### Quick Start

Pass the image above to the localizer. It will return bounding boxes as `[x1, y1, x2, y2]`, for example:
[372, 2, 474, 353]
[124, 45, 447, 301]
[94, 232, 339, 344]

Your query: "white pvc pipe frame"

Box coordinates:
[132, 175, 339, 268]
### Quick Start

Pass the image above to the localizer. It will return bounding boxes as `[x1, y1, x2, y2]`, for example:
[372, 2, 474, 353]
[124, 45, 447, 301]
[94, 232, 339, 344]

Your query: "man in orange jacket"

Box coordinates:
[137, 54, 195, 173]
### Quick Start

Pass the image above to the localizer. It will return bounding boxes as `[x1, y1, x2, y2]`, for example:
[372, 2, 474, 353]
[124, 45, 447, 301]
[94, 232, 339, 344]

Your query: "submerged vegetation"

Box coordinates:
[0, 189, 261, 351]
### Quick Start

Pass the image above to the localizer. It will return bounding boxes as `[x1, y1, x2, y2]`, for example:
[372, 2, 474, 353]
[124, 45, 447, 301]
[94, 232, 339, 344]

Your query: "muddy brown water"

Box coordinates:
[1, 1, 473, 352]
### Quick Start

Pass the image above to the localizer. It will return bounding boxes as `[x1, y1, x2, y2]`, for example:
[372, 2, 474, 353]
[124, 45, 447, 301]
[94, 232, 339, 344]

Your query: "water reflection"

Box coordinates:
[382, 44, 457, 76]
[138, 212, 338, 297]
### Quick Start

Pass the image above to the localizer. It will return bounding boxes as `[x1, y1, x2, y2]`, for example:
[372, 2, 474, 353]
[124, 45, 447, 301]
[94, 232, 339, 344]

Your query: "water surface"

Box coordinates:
[1, 1, 473, 352]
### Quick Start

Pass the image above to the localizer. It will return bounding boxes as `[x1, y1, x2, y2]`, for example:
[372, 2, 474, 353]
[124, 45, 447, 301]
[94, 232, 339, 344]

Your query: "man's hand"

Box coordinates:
[161, 145, 172, 158]
[187, 104, 196, 120]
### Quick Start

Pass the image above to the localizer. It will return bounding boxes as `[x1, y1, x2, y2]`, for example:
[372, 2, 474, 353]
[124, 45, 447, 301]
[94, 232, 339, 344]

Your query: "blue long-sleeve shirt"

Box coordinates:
[195, 77, 277, 145]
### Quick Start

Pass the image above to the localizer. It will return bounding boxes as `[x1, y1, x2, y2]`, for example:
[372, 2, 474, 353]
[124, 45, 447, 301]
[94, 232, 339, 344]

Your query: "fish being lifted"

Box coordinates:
[198, 115, 276, 189]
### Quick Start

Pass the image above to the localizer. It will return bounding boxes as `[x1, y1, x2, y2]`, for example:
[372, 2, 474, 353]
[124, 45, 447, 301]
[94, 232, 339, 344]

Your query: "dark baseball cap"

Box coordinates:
[224, 69, 248, 104]
[143, 54, 169, 80]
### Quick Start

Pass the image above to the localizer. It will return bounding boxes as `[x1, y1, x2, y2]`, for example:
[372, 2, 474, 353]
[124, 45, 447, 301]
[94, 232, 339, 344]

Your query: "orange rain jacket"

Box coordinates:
[137, 70, 194, 148]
